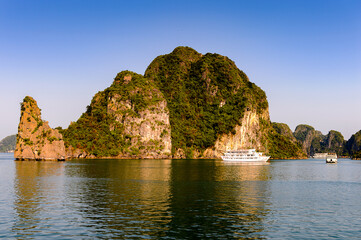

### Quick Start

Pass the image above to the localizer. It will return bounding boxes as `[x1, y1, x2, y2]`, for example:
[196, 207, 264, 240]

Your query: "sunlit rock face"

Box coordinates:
[15, 96, 66, 160]
[61, 71, 172, 159]
[203, 110, 269, 159]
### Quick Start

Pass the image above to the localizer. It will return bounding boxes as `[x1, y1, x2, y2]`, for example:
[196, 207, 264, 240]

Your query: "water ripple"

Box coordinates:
[1, 156, 361, 239]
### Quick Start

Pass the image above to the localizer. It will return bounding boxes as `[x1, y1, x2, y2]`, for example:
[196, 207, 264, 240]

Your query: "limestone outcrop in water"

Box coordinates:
[15, 72, 172, 160]
[15, 47, 308, 160]
[145, 47, 270, 158]
[14, 96, 67, 160]
[294, 124, 323, 155]
[293, 124, 346, 157]
[291, 124, 361, 159]
[145, 47, 306, 159]
[346, 130, 361, 159]
[0, 134, 16, 152]
[60, 71, 172, 159]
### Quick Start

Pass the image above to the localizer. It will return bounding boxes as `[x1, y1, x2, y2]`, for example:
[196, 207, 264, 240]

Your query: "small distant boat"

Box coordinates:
[221, 149, 270, 162]
[312, 153, 328, 159]
[326, 153, 337, 163]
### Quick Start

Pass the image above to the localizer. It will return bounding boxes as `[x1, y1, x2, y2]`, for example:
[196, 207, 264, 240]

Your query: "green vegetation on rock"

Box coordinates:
[272, 122, 298, 143]
[293, 124, 315, 143]
[60, 71, 167, 157]
[145, 47, 268, 155]
[325, 130, 346, 155]
[16, 46, 329, 160]
[260, 122, 306, 159]
[294, 124, 347, 156]
[346, 130, 361, 159]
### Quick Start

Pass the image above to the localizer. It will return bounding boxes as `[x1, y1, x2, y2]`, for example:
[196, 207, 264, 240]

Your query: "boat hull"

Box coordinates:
[326, 158, 337, 163]
[326, 153, 337, 163]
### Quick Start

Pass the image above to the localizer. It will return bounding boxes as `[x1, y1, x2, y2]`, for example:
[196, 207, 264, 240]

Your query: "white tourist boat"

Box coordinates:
[221, 149, 270, 162]
[312, 153, 328, 159]
[326, 153, 337, 163]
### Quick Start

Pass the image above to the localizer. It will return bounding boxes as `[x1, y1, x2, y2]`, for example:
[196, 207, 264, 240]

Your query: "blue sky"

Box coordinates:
[0, 0, 360, 140]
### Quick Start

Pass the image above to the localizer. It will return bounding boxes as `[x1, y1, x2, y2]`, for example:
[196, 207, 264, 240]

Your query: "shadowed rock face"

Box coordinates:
[0, 134, 16, 152]
[293, 124, 346, 156]
[293, 125, 317, 155]
[272, 123, 298, 143]
[346, 130, 361, 159]
[14, 96, 66, 160]
[325, 130, 345, 152]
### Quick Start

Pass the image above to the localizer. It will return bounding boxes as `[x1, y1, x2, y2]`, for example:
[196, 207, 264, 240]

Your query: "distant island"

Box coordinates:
[0, 135, 16, 153]
[14, 47, 361, 160]
[274, 124, 361, 159]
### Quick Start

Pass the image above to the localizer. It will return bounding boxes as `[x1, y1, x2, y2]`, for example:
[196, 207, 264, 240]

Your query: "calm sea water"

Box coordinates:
[1, 153, 361, 239]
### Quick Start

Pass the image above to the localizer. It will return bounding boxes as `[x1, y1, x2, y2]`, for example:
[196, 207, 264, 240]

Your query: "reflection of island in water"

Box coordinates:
[12, 161, 65, 237]
[166, 160, 271, 238]
[64, 159, 173, 238]
[12, 159, 272, 238]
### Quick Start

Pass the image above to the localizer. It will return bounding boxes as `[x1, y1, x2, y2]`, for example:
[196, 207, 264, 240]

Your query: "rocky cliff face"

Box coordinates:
[324, 130, 345, 154]
[61, 71, 171, 159]
[108, 72, 171, 158]
[346, 130, 361, 159]
[293, 124, 346, 156]
[203, 112, 307, 159]
[14, 96, 66, 160]
[294, 125, 321, 155]
[272, 123, 298, 143]
[203, 110, 269, 158]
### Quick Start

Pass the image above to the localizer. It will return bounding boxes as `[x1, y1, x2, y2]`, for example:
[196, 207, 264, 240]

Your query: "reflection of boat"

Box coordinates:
[222, 161, 270, 166]
[326, 153, 337, 163]
[221, 149, 270, 162]
[312, 153, 327, 159]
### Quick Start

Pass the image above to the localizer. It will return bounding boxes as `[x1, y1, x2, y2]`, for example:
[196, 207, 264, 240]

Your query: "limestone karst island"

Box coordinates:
[14, 47, 360, 161]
